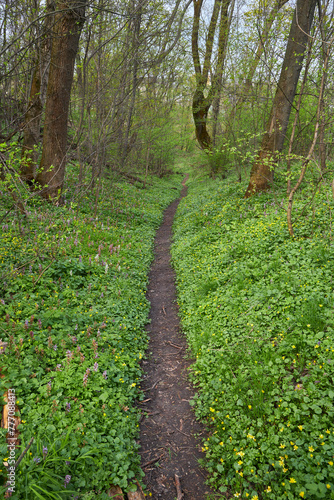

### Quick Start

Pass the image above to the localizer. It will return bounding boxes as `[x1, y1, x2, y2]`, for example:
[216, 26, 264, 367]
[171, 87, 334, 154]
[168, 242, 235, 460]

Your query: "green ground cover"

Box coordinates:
[0, 170, 181, 498]
[172, 172, 334, 500]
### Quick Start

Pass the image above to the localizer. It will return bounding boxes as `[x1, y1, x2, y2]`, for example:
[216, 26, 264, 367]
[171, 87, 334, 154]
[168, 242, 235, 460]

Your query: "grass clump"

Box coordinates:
[172, 171, 334, 500]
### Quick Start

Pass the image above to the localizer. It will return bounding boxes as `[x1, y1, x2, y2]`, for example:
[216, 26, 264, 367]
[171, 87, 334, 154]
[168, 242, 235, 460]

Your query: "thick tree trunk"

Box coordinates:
[192, 89, 212, 150]
[244, 0, 317, 198]
[36, 0, 86, 201]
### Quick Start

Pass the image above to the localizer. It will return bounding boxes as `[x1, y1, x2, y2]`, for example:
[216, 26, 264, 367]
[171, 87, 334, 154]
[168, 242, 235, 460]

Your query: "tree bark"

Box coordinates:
[36, 0, 86, 201]
[244, 0, 317, 198]
[192, 89, 212, 150]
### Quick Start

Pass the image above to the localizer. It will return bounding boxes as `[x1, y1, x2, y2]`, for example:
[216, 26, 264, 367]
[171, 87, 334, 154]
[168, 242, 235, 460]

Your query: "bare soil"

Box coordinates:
[138, 175, 214, 499]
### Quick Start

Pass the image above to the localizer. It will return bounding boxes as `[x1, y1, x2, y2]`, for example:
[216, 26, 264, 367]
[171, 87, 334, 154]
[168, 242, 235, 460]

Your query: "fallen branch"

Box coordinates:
[142, 453, 164, 468]
[174, 474, 184, 500]
[167, 341, 183, 350]
[33, 260, 55, 288]
[171, 424, 190, 438]
[143, 379, 162, 392]
[14, 437, 34, 469]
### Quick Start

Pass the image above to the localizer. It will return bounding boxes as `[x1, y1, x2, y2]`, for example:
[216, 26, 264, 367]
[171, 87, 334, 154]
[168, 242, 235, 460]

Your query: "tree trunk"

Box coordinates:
[212, 0, 234, 147]
[20, 0, 54, 184]
[20, 62, 43, 183]
[224, 0, 288, 139]
[120, 0, 142, 169]
[318, 1, 329, 173]
[192, 89, 212, 150]
[244, 0, 317, 198]
[36, 0, 86, 201]
[191, 0, 231, 152]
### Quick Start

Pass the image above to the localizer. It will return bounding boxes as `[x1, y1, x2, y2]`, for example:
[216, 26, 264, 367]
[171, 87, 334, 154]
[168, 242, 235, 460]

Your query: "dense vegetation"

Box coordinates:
[1, 0, 334, 497]
[0, 167, 181, 498]
[172, 164, 334, 499]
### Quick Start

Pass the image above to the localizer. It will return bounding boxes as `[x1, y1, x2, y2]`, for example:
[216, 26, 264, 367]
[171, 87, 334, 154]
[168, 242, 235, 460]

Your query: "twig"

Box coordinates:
[143, 379, 162, 392]
[167, 341, 183, 350]
[171, 424, 190, 438]
[174, 474, 184, 500]
[142, 453, 164, 468]
[14, 437, 34, 469]
[33, 260, 55, 287]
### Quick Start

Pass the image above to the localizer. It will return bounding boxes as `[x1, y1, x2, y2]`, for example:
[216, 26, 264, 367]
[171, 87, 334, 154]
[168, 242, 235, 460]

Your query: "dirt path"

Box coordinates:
[139, 175, 214, 499]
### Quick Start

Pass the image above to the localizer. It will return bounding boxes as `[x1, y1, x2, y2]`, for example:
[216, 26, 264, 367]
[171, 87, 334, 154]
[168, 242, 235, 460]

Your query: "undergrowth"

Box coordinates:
[0, 165, 181, 499]
[172, 167, 334, 500]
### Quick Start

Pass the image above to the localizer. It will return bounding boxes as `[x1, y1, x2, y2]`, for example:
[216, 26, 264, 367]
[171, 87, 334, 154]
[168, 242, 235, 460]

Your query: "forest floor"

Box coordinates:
[138, 175, 214, 500]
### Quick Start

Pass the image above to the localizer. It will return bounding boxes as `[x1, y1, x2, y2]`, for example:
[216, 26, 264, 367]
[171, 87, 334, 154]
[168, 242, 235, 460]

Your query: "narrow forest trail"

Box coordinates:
[138, 175, 214, 500]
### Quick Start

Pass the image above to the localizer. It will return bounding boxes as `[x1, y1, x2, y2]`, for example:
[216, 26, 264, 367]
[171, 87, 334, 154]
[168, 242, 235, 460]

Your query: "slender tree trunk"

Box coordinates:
[287, 40, 332, 236]
[191, 0, 231, 151]
[20, 0, 54, 184]
[20, 62, 43, 183]
[286, 41, 313, 194]
[318, 2, 329, 173]
[319, 83, 327, 173]
[244, 0, 317, 198]
[224, 0, 288, 139]
[120, 0, 142, 169]
[36, 0, 86, 201]
[212, 0, 234, 147]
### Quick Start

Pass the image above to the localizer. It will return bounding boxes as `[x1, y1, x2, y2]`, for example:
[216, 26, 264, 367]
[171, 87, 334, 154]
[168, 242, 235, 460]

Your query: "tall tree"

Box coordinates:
[244, 0, 317, 198]
[36, 0, 86, 200]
